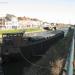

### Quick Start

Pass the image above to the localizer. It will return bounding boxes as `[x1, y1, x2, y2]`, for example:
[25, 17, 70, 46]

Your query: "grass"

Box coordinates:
[0, 29, 22, 34]
[25, 28, 43, 32]
[0, 28, 44, 38]
[0, 28, 43, 34]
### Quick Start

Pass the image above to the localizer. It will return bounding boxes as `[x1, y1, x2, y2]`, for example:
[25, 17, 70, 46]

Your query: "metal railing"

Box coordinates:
[67, 35, 74, 75]
[63, 30, 74, 75]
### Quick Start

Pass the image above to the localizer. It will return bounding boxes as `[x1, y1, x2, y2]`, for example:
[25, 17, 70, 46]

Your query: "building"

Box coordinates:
[18, 17, 42, 29]
[5, 14, 20, 29]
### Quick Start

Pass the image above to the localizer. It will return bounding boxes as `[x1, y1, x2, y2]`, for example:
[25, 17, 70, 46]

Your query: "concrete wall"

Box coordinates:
[20, 31, 64, 58]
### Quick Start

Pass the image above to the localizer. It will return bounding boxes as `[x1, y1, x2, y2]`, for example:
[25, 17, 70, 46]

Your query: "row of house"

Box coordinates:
[0, 14, 20, 29]
[0, 14, 43, 29]
[0, 14, 70, 30]
[18, 17, 43, 29]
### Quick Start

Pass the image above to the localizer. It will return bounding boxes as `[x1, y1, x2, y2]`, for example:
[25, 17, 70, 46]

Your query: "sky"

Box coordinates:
[0, 0, 75, 24]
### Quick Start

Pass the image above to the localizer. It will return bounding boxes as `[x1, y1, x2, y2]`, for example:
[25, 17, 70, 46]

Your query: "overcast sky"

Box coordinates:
[0, 0, 75, 24]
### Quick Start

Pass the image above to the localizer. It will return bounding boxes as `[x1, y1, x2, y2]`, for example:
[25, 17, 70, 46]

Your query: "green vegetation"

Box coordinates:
[25, 28, 43, 32]
[0, 29, 22, 34]
[0, 28, 44, 38]
[0, 28, 43, 34]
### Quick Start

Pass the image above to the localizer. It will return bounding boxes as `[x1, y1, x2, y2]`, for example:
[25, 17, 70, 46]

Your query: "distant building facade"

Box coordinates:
[0, 14, 69, 30]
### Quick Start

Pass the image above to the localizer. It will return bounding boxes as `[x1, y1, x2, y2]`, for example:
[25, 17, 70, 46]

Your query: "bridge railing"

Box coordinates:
[62, 30, 74, 75]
